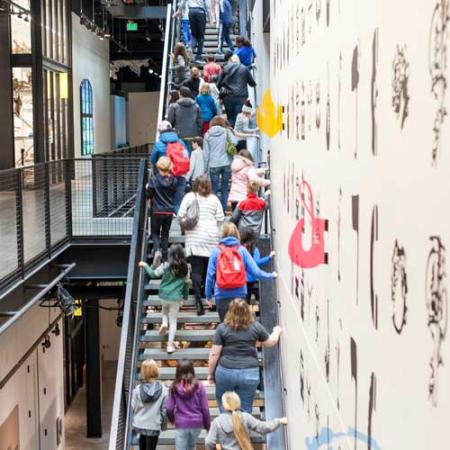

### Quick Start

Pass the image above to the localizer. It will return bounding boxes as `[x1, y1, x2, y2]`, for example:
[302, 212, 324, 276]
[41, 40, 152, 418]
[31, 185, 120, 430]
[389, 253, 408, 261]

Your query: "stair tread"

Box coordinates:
[141, 329, 215, 342]
[140, 347, 211, 360]
[142, 312, 220, 324]
[132, 429, 265, 445]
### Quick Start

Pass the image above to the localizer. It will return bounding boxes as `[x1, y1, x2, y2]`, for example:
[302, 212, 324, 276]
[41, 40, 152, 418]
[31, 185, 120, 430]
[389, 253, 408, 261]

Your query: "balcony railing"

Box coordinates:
[0, 151, 149, 292]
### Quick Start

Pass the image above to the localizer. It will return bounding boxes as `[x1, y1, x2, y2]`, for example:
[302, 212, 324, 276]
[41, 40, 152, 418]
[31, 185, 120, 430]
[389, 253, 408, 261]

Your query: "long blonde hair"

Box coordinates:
[222, 392, 254, 450]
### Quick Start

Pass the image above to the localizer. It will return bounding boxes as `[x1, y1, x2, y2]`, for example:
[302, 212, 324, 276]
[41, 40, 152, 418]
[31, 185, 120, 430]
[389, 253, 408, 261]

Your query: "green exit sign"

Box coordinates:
[127, 21, 138, 31]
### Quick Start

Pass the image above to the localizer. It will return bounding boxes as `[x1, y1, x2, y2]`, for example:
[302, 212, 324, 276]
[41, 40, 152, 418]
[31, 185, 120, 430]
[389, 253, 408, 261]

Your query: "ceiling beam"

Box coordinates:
[106, 5, 167, 19]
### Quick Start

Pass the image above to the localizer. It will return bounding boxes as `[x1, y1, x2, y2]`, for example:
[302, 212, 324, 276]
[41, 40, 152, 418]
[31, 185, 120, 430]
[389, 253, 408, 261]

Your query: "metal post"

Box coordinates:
[65, 159, 73, 240]
[44, 163, 51, 255]
[84, 298, 102, 438]
[16, 169, 25, 277]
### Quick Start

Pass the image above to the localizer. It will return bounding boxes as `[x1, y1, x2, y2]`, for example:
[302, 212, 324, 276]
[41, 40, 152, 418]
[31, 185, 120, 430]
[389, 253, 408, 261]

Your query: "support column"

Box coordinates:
[31, 0, 46, 163]
[0, 14, 14, 169]
[84, 299, 102, 437]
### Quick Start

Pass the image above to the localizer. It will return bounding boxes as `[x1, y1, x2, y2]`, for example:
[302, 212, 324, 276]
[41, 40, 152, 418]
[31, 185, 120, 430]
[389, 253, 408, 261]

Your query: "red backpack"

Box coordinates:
[216, 245, 247, 289]
[166, 141, 190, 176]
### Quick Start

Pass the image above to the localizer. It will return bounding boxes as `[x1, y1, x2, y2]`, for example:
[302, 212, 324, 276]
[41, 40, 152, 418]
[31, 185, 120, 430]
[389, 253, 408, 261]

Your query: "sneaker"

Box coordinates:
[167, 343, 175, 354]
[159, 323, 168, 336]
[152, 250, 162, 269]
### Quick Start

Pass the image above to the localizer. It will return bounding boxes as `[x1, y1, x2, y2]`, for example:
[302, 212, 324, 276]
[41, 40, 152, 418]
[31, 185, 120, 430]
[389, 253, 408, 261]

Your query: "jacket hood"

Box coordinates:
[140, 381, 163, 404]
[207, 125, 227, 137]
[155, 172, 175, 187]
[215, 412, 235, 434]
[159, 131, 179, 143]
[232, 155, 253, 171]
[219, 236, 240, 246]
[178, 97, 196, 107]
[174, 382, 199, 399]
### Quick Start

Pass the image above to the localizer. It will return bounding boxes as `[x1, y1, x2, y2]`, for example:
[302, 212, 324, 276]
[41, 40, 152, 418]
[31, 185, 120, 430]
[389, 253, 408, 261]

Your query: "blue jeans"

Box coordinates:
[223, 96, 246, 128]
[175, 428, 202, 450]
[181, 19, 191, 45]
[189, 8, 207, 60]
[215, 365, 260, 413]
[174, 176, 187, 213]
[219, 23, 234, 52]
[209, 165, 231, 212]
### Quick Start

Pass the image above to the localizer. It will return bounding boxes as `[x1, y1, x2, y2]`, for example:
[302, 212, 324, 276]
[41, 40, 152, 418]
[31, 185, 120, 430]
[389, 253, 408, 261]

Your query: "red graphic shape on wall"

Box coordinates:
[288, 180, 328, 269]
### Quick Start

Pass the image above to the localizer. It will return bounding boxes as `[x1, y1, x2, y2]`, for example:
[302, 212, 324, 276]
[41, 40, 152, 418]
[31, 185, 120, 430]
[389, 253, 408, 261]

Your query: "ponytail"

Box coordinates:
[222, 391, 254, 450]
[231, 411, 254, 450]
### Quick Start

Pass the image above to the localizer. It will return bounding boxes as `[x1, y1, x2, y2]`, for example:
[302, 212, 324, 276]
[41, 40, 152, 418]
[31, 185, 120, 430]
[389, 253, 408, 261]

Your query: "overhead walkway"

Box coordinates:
[108, 2, 286, 449]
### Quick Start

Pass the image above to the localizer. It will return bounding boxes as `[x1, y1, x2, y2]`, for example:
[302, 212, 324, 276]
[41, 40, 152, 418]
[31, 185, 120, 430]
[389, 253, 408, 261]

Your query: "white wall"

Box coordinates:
[268, 0, 450, 448]
[0, 318, 65, 450]
[128, 92, 160, 146]
[99, 300, 121, 361]
[72, 12, 111, 156]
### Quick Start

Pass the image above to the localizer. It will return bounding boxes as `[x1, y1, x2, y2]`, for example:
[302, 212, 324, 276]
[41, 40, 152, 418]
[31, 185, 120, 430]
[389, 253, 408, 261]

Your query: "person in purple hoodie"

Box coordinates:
[166, 359, 211, 449]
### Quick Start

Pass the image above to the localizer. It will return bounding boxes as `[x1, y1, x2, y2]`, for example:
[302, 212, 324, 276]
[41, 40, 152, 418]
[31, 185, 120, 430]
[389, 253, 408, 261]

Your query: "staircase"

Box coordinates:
[202, 23, 239, 61]
[130, 220, 267, 448]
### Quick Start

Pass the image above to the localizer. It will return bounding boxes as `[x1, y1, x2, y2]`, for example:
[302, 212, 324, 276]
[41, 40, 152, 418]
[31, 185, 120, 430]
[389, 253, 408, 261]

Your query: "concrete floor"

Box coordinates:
[65, 361, 117, 450]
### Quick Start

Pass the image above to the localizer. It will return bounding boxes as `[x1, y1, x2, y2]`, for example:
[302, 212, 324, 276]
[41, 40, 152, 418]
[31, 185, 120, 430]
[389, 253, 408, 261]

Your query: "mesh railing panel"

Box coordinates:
[49, 160, 68, 246]
[71, 157, 142, 237]
[22, 165, 47, 264]
[0, 169, 20, 281]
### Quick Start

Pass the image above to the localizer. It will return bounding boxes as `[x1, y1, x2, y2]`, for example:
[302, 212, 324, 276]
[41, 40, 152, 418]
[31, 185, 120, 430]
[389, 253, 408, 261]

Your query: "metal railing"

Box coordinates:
[108, 159, 148, 450]
[0, 154, 148, 292]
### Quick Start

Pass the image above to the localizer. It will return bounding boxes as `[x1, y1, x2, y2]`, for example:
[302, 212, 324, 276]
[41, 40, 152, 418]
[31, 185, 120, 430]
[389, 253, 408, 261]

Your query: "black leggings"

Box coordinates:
[189, 255, 209, 301]
[139, 434, 159, 450]
[151, 213, 173, 261]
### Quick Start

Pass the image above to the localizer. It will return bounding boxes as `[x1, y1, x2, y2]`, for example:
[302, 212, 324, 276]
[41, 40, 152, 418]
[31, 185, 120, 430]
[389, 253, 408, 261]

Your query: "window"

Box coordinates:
[80, 80, 94, 156]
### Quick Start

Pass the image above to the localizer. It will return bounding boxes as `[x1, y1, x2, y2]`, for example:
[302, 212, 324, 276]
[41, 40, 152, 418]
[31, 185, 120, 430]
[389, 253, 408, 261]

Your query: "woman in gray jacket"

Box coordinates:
[205, 391, 287, 450]
[203, 116, 238, 211]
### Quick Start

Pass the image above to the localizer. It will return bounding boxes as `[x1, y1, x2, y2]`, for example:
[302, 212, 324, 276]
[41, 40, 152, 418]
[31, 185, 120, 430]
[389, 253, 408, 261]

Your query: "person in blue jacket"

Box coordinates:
[240, 227, 275, 303]
[196, 83, 218, 134]
[151, 120, 189, 212]
[205, 222, 277, 322]
[218, 0, 235, 54]
[234, 36, 256, 67]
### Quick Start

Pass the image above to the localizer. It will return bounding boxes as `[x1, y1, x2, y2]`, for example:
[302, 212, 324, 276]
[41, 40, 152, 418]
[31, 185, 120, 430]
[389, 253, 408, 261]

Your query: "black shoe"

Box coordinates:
[196, 298, 205, 316]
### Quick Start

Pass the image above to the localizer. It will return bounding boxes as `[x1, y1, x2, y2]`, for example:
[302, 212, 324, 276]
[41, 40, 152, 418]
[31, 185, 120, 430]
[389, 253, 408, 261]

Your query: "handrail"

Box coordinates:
[108, 158, 148, 450]
[156, 2, 174, 141]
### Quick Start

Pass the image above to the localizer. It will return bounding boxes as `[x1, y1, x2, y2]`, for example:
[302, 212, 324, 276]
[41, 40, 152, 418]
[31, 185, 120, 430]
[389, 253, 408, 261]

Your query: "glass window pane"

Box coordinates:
[80, 80, 94, 156]
[13, 68, 33, 166]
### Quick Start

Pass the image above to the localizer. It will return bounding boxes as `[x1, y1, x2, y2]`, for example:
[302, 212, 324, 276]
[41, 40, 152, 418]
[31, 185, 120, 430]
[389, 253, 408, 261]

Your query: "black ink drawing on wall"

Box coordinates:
[351, 45, 360, 159]
[352, 195, 360, 304]
[392, 44, 410, 129]
[370, 205, 379, 329]
[315, 304, 320, 343]
[429, 0, 450, 163]
[371, 29, 379, 156]
[325, 298, 330, 382]
[426, 236, 448, 406]
[300, 350, 305, 403]
[316, 81, 321, 129]
[301, 82, 306, 140]
[315, 403, 320, 440]
[300, 269, 305, 320]
[391, 240, 408, 334]
[326, 0, 330, 26]
[316, 0, 322, 22]
[368, 372, 377, 450]
[350, 337, 358, 450]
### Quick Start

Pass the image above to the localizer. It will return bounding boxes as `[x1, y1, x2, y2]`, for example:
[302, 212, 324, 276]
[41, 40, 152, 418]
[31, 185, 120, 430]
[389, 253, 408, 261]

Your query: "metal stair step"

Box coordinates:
[143, 295, 207, 307]
[131, 429, 265, 446]
[141, 329, 215, 343]
[143, 366, 209, 380]
[140, 347, 211, 361]
[142, 311, 220, 324]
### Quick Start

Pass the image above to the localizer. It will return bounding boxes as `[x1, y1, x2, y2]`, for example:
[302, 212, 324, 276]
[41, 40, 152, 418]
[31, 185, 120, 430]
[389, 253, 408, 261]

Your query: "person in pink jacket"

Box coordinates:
[228, 149, 270, 211]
